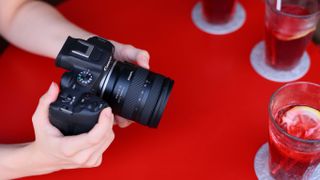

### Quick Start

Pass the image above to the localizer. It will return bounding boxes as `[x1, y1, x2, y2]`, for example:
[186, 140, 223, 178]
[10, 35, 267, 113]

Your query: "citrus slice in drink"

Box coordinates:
[273, 4, 315, 41]
[273, 27, 316, 41]
[279, 106, 320, 140]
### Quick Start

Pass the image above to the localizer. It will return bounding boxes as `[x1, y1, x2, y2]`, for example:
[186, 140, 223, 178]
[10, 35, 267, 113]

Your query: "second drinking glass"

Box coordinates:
[250, 0, 320, 82]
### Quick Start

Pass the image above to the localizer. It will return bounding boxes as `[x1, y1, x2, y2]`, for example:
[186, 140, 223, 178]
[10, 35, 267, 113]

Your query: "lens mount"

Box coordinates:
[99, 59, 117, 98]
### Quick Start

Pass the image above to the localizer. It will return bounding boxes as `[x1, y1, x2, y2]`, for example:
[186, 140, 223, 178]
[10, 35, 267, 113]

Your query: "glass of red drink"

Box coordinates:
[268, 82, 320, 179]
[250, 0, 319, 82]
[201, 0, 237, 24]
[265, 0, 320, 70]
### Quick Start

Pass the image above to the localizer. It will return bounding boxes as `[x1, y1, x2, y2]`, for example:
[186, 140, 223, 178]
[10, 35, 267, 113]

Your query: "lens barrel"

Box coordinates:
[98, 59, 174, 127]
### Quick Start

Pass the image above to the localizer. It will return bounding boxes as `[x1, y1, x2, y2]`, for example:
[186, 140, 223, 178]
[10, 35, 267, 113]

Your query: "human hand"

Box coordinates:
[30, 82, 115, 174]
[109, 40, 150, 128]
[110, 40, 150, 69]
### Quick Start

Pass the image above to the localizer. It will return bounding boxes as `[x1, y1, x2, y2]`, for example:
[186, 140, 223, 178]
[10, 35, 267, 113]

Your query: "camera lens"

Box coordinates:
[98, 59, 174, 127]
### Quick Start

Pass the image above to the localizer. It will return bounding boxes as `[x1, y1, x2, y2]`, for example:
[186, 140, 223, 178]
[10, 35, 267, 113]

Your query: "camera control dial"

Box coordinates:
[77, 70, 93, 86]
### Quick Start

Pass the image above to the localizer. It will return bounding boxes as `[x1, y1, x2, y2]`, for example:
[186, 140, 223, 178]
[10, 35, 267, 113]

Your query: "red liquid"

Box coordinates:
[201, 0, 236, 24]
[265, 5, 315, 70]
[269, 105, 320, 179]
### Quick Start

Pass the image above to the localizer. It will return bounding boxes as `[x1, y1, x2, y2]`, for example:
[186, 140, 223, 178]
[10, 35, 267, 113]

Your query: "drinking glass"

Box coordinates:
[250, 0, 320, 82]
[255, 82, 320, 179]
[201, 0, 237, 24]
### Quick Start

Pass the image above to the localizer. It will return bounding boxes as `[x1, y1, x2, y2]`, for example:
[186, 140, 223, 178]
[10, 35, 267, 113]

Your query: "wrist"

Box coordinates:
[0, 142, 60, 179]
[0, 143, 33, 179]
[22, 142, 62, 177]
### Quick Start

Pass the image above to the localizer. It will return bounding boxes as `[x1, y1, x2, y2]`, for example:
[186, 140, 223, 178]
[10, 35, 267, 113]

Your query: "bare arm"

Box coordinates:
[0, 0, 150, 178]
[0, 0, 93, 58]
[0, 0, 150, 65]
[0, 0, 150, 127]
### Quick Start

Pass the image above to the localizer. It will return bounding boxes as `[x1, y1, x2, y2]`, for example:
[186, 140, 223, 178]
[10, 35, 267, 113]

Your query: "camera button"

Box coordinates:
[87, 104, 93, 110]
[59, 107, 72, 114]
[94, 104, 102, 112]
[62, 95, 73, 103]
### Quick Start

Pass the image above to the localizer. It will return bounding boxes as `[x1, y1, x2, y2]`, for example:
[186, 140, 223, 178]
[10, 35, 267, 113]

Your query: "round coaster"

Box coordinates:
[250, 41, 310, 83]
[191, 2, 246, 35]
[254, 143, 275, 180]
[254, 143, 320, 180]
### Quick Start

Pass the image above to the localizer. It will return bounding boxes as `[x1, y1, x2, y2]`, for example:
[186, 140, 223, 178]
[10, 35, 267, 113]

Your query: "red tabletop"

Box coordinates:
[1, 0, 320, 179]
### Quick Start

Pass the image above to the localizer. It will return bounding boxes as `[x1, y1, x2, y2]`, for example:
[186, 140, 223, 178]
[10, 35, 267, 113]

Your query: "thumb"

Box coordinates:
[33, 82, 59, 126]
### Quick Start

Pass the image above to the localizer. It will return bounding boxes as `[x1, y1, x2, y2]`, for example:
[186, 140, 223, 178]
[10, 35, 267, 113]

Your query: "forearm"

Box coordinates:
[0, 143, 58, 179]
[0, 143, 34, 179]
[0, 0, 93, 59]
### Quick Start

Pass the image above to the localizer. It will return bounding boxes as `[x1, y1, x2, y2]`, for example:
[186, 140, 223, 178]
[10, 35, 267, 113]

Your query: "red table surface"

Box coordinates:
[0, 0, 320, 179]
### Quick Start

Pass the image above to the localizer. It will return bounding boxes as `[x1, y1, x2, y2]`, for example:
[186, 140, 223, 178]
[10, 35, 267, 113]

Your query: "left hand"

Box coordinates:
[109, 40, 150, 128]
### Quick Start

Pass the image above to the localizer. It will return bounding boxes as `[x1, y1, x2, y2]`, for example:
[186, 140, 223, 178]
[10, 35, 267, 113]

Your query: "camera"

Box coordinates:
[49, 36, 174, 135]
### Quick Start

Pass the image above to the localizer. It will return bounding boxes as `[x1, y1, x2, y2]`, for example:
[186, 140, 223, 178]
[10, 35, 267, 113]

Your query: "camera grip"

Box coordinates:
[49, 92, 109, 136]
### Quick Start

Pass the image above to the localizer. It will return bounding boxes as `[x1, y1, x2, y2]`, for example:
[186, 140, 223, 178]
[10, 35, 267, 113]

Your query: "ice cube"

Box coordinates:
[279, 106, 320, 140]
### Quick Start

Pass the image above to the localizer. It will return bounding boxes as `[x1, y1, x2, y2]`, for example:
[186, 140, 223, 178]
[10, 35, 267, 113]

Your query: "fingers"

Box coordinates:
[59, 108, 114, 157]
[115, 115, 134, 128]
[32, 82, 59, 127]
[66, 134, 112, 168]
[31, 84, 117, 170]
[88, 108, 114, 139]
[81, 132, 114, 168]
[59, 108, 115, 168]
[110, 40, 150, 69]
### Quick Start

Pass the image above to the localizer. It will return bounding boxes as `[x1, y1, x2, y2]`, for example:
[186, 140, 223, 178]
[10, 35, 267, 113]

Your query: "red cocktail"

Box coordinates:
[201, 0, 237, 24]
[265, 0, 319, 70]
[268, 82, 320, 179]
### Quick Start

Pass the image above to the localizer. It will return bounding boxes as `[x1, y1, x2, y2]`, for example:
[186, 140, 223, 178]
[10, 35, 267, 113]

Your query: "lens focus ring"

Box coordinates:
[121, 68, 149, 119]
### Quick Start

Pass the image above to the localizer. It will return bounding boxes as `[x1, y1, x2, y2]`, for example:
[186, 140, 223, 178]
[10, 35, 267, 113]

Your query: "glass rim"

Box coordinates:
[266, 0, 320, 19]
[269, 81, 320, 144]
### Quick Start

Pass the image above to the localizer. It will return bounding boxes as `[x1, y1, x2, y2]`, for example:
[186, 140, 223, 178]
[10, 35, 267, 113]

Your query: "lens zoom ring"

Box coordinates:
[139, 75, 164, 125]
[121, 68, 149, 118]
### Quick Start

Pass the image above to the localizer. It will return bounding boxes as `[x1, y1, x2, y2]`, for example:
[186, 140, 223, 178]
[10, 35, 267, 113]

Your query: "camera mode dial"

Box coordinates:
[77, 70, 93, 86]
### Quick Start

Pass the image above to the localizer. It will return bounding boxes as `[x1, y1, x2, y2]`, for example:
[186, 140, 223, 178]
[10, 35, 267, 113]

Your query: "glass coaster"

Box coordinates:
[191, 2, 246, 35]
[254, 143, 275, 180]
[254, 143, 320, 180]
[250, 41, 310, 83]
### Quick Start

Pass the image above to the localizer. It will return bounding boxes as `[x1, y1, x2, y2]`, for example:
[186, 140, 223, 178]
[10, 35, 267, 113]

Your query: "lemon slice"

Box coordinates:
[281, 106, 320, 140]
[274, 27, 316, 41]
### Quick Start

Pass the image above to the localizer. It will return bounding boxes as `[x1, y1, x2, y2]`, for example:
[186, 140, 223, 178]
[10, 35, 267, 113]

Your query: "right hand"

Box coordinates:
[29, 82, 115, 174]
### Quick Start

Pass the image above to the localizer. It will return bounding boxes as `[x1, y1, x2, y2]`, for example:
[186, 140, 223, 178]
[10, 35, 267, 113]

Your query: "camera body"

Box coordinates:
[49, 36, 174, 135]
[49, 37, 114, 135]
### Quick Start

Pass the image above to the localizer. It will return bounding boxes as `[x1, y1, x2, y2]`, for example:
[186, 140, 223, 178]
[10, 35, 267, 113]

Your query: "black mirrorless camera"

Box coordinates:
[49, 36, 174, 135]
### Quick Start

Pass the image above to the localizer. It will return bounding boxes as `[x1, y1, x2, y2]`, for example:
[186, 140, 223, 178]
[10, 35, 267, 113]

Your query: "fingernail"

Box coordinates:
[104, 108, 113, 119]
[141, 55, 150, 69]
